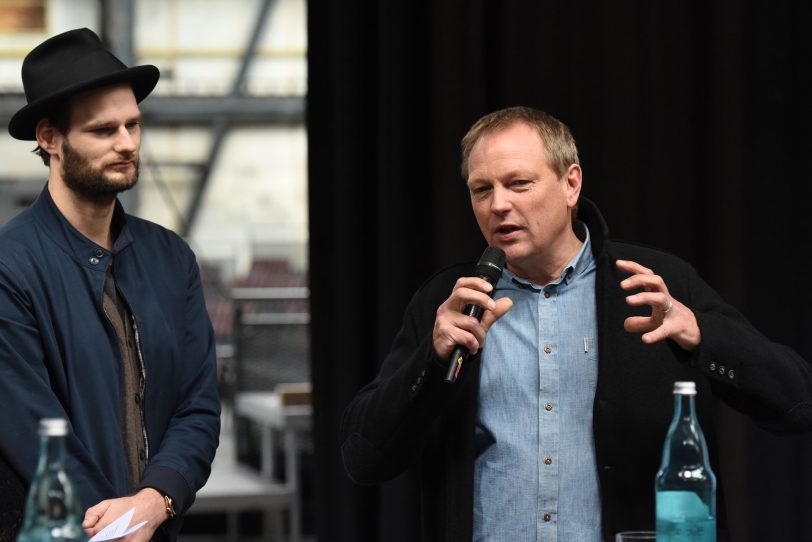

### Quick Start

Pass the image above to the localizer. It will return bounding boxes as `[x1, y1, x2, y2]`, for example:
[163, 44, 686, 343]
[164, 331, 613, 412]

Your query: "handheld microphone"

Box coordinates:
[444, 246, 506, 384]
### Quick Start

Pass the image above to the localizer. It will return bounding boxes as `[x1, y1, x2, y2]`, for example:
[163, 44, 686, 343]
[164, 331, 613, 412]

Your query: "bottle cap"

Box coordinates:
[673, 381, 697, 395]
[39, 418, 68, 436]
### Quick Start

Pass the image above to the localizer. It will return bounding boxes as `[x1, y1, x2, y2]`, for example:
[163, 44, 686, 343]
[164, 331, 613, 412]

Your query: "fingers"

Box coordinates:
[620, 272, 666, 292]
[618, 258, 674, 346]
[433, 277, 512, 359]
[618, 259, 702, 351]
[82, 493, 164, 542]
[625, 315, 667, 341]
[433, 312, 486, 357]
[624, 291, 672, 313]
[623, 315, 657, 334]
[618, 261, 669, 293]
[641, 326, 671, 345]
[83, 501, 110, 529]
[618, 259, 672, 314]
[481, 297, 513, 331]
[450, 277, 498, 311]
[615, 259, 653, 276]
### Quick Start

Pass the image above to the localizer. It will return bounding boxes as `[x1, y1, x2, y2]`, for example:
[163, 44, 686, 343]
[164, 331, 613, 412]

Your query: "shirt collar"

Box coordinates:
[500, 222, 594, 292]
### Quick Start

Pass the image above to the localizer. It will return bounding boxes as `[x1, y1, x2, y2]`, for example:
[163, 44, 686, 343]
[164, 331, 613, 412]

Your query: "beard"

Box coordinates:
[61, 140, 140, 205]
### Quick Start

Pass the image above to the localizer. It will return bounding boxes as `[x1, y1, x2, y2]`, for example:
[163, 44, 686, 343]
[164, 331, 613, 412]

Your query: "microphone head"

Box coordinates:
[475, 246, 506, 284]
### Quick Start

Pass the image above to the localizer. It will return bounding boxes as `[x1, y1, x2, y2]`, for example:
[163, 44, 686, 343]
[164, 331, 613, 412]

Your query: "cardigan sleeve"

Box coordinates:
[340, 269, 475, 484]
[685, 264, 812, 431]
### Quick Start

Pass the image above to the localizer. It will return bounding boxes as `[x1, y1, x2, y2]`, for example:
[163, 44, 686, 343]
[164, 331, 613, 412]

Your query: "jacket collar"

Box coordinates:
[31, 184, 133, 271]
[576, 197, 609, 258]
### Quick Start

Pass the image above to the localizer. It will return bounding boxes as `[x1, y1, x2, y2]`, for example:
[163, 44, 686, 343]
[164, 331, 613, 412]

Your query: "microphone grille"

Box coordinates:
[475, 246, 506, 283]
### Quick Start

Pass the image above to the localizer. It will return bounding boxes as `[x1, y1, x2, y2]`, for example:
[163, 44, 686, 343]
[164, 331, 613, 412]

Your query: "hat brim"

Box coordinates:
[8, 64, 160, 141]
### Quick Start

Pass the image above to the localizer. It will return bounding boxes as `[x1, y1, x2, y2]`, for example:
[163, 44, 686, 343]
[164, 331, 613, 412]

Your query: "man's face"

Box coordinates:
[57, 83, 142, 203]
[466, 121, 581, 279]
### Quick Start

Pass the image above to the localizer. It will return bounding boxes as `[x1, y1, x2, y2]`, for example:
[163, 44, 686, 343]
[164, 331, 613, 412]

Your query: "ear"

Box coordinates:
[34, 118, 63, 161]
[563, 163, 582, 208]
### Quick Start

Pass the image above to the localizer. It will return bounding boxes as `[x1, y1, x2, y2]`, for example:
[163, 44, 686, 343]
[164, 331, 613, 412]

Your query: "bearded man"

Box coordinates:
[0, 28, 220, 541]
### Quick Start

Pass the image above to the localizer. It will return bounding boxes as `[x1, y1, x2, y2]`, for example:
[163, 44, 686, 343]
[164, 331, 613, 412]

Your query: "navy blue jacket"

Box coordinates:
[0, 186, 220, 535]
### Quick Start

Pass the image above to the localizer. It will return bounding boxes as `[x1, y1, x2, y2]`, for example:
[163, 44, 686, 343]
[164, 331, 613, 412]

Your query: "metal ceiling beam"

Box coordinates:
[0, 94, 304, 125]
[142, 95, 304, 124]
[181, 0, 277, 237]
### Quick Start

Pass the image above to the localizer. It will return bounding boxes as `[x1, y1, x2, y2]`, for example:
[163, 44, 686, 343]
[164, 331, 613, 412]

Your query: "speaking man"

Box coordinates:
[340, 106, 812, 540]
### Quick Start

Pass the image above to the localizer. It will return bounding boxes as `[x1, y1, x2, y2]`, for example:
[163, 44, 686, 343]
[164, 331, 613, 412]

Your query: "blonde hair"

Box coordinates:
[460, 106, 579, 179]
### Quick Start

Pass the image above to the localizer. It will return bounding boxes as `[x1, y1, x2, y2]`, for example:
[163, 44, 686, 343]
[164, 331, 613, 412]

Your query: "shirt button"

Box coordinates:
[544, 456, 552, 465]
[728, 369, 736, 380]
[543, 345, 552, 354]
[544, 291, 551, 299]
[708, 361, 717, 372]
[543, 513, 552, 522]
[89, 257, 99, 265]
[94, 249, 104, 258]
[718, 365, 726, 376]
[544, 402, 553, 412]
[411, 385, 417, 392]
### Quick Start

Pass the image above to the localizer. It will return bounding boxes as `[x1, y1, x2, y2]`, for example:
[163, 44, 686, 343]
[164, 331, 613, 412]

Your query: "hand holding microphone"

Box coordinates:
[432, 247, 512, 383]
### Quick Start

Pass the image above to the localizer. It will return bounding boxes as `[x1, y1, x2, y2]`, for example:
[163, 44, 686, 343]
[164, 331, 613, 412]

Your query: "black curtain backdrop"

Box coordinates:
[307, 2, 812, 540]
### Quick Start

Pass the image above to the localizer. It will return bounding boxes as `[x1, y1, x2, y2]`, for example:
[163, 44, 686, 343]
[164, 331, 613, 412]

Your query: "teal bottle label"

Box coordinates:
[656, 490, 715, 542]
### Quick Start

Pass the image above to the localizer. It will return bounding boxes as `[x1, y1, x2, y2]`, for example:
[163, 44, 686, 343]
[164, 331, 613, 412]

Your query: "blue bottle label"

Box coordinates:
[656, 490, 715, 542]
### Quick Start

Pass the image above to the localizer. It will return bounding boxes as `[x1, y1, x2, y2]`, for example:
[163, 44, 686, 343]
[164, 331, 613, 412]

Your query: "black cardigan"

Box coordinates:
[341, 199, 812, 541]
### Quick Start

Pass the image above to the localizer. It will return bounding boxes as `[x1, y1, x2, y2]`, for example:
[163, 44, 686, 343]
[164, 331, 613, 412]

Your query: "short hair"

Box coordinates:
[460, 106, 579, 179]
[32, 104, 70, 166]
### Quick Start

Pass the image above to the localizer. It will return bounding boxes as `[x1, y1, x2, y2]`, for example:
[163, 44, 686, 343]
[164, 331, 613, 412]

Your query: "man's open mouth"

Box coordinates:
[496, 225, 520, 234]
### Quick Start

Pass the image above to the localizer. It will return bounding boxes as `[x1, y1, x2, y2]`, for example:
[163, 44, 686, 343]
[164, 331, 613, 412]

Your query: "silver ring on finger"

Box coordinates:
[663, 300, 673, 314]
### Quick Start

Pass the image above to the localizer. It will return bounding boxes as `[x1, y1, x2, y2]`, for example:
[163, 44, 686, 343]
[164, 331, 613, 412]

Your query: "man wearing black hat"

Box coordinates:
[0, 28, 220, 541]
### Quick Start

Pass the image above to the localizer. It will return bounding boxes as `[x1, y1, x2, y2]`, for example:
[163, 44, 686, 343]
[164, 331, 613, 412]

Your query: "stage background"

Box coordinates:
[307, 2, 812, 540]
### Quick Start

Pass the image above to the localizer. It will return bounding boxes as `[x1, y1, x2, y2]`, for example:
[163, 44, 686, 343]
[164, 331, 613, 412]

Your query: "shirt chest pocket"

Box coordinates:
[570, 335, 599, 392]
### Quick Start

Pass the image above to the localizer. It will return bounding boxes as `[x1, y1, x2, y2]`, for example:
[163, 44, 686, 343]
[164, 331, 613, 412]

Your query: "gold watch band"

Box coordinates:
[162, 493, 176, 519]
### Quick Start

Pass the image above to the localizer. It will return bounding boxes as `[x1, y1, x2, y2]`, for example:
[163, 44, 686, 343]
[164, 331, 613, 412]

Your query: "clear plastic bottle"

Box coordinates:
[655, 381, 716, 542]
[17, 418, 87, 542]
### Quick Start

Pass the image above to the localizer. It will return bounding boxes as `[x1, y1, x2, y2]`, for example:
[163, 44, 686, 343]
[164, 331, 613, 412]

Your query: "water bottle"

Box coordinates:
[17, 418, 87, 542]
[655, 381, 716, 542]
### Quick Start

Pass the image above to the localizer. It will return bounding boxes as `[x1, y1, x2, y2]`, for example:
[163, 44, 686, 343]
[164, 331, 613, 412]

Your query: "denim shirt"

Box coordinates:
[473, 225, 601, 541]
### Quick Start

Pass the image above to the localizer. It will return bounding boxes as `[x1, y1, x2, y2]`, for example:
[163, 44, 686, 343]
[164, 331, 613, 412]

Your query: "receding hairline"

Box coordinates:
[464, 121, 550, 179]
[460, 106, 580, 179]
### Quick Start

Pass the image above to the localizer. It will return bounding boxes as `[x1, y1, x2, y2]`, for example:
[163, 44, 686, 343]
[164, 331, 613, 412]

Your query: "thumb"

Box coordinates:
[482, 297, 513, 331]
[494, 296, 513, 318]
[83, 501, 110, 528]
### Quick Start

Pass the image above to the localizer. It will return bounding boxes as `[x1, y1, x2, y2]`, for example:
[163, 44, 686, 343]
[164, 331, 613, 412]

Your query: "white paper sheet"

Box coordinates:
[88, 507, 148, 541]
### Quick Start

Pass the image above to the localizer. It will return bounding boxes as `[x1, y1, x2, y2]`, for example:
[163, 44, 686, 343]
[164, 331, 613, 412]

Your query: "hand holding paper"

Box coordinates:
[88, 508, 147, 541]
[83, 488, 168, 542]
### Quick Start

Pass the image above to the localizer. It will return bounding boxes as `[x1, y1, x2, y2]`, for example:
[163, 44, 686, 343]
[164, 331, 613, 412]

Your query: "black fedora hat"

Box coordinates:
[8, 27, 160, 141]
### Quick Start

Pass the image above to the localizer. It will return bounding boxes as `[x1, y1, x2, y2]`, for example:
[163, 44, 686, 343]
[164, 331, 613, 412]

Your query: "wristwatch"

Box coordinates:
[161, 492, 176, 519]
